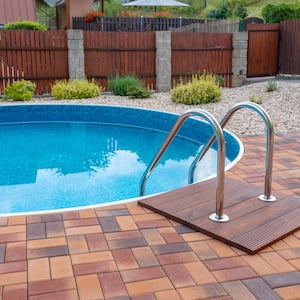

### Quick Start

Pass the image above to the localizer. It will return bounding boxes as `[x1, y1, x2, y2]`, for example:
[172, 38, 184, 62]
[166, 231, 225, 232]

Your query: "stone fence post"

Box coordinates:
[232, 32, 248, 87]
[156, 31, 171, 92]
[67, 30, 85, 80]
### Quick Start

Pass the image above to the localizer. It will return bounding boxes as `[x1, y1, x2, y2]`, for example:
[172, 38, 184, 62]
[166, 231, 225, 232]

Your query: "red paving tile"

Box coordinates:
[0, 132, 299, 299]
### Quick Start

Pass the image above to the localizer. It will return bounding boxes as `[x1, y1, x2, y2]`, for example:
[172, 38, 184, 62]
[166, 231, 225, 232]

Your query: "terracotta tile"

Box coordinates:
[71, 251, 112, 265]
[108, 236, 147, 250]
[79, 209, 97, 219]
[0, 232, 26, 244]
[98, 271, 128, 298]
[0, 271, 27, 286]
[3, 283, 27, 300]
[140, 228, 166, 245]
[222, 281, 257, 300]
[112, 249, 139, 270]
[27, 245, 69, 259]
[28, 258, 50, 282]
[65, 225, 102, 236]
[158, 227, 184, 243]
[63, 218, 99, 228]
[7, 216, 26, 226]
[27, 237, 66, 249]
[242, 278, 281, 300]
[73, 260, 117, 276]
[274, 285, 300, 299]
[62, 210, 80, 221]
[204, 257, 247, 271]
[0, 244, 5, 263]
[5, 241, 26, 262]
[163, 264, 195, 288]
[121, 266, 165, 283]
[99, 217, 120, 232]
[116, 215, 138, 231]
[66, 235, 89, 254]
[86, 233, 109, 252]
[50, 255, 73, 279]
[283, 234, 300, 248]
[76, 274, 103, 300]
[184, 261, 217, 285]
[27, 223, 46, 240]
[29, 277, 76, 295]
[131, 293, 155, 300]
[126, 202, 145, 215]
[28, 289, 79, 300]
[242, 254, 277, 276]
[0, 261, 26, 274]
[46, 221, 65, 237]
[181, 231, 211, 242]
[96, 208, 130, 218]
[105, 230, 142, 241]
[177, 283, 227, 299]
[289, 258, 300, 269]
[27, 214, 62, 224]
[125, 278, 173, 295]
[206, 239, 239, 258]
[151, 242, 192, 255]
[132, 246, 159, 267]
[212, 267, 257, 282]
[135, 219, 172, 229]
[260, 252, 296, 273]
[157, 251, 199, 265]
[262, 271, 300, 288]
[155, 289, 181, 300]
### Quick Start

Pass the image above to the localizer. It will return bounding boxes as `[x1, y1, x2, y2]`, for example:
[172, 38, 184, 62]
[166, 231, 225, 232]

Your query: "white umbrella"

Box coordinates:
[123, 0, 189, 7]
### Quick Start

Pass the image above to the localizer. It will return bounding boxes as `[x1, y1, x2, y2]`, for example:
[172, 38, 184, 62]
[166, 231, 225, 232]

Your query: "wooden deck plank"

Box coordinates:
[139, 178, 300, 254]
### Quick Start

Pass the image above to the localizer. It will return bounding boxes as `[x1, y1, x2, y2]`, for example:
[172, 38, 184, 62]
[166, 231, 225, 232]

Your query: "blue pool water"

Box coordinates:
[0, 105, 243, 215]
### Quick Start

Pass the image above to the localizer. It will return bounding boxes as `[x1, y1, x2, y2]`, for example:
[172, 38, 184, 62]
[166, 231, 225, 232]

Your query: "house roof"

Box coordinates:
[0, 0, 37, 25]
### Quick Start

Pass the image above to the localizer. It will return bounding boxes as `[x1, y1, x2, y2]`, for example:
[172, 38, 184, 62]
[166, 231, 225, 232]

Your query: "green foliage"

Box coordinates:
[3, 80, 36, 101]
[262, 3, 300, 23]
[104, 0, 123, 17]
[108, 75, 143, 96]
[51, 79, 102, 100]
[127, 86, 152, 99]
[4, 20, 46, 30]
[249, 94, 263, 104]
[171, 73, 222, 105]
[206, 0, 248, 19]
[265, 79, 278, 92]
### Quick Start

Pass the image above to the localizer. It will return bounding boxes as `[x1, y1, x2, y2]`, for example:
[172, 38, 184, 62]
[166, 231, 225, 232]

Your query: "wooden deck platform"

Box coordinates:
[139, 132, 300, 254]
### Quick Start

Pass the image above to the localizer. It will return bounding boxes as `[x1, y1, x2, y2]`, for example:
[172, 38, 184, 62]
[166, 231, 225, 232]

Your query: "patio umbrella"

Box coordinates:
[122, 0, 189, 9]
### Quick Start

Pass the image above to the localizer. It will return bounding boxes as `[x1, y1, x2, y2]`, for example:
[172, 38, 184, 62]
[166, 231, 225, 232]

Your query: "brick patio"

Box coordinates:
[0, 132, 299, 299]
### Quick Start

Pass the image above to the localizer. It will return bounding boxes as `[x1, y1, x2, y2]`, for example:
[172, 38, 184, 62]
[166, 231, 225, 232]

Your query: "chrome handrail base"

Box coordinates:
[258, 194, 277, 202]
[209, 213, 230, 223]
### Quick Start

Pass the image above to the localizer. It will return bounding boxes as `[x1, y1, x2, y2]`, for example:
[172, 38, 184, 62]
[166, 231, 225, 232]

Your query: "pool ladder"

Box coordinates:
[139, 102, 276, 223]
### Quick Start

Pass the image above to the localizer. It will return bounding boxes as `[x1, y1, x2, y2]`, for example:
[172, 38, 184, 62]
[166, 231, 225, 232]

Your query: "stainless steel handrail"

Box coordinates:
[188, 101, 276, 202]
[139, 109, 229, 222]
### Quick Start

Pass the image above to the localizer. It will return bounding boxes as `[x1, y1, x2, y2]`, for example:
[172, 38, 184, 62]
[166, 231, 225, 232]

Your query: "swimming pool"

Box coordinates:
[0, 104, 243, 215]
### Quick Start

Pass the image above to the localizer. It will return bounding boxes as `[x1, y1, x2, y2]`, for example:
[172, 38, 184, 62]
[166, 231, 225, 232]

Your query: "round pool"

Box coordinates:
[0, 104, 243, 215]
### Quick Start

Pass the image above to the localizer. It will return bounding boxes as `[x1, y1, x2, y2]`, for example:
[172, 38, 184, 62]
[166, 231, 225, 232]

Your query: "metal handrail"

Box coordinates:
[139, 109, 229, 222]
[188, 101, 276, 202]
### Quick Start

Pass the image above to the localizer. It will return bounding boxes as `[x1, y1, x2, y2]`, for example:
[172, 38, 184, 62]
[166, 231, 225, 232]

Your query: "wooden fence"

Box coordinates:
[84, 31, 156, 90]
[0, 30, 68, 94]
[247, 23, 280, 77]
[279, 19, 300, 75]
[171, 32, 233, 87]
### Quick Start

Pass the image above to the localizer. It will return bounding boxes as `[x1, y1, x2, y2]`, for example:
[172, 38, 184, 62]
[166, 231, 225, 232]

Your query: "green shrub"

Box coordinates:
[265, 79, 277, 92]
[4, 20, 46, 30]
[108, 75, 143, 96]
[127, 86, 152, 99]
[171, 73, 222, 105]
[3, 80, 36, 101]
[262, 3, 300, 23]
[51, 79, 102, 99]
[249, 94, 263, 104]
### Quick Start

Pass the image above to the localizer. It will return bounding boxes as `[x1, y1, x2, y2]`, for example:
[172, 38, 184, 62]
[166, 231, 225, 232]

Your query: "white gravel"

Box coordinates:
[4, 79, 300, 136]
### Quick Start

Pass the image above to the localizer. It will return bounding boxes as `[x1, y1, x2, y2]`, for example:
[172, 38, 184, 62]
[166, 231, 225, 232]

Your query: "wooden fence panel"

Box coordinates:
[279, 19, 300, 75]
[0, 30, 68, 94]
[247, 23, 280, 77]
[171, 32, 233, 87]
[84, 31, 156, 91]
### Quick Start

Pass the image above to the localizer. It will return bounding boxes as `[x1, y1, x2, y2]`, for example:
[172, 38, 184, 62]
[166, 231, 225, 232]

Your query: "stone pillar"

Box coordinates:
[232, 32, 248, 87]
[156, 31, 171, 92]
[67, 29, 85, 80]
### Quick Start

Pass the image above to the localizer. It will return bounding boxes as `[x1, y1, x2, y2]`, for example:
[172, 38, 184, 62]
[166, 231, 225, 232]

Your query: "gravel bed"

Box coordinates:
[3, 79, 300, 136]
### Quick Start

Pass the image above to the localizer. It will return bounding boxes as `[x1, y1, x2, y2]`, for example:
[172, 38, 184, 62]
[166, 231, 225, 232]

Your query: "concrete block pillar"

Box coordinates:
[156, 31, 171, 92]
[232, 32, 248, 87]
[67, 29, 85, 80]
